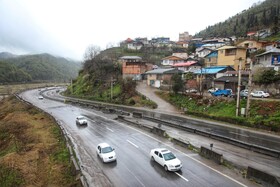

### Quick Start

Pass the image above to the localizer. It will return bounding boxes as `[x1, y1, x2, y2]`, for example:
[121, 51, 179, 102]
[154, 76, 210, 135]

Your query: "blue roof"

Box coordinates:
[205, 51, 218, 58]
[193, 66, 228, 74]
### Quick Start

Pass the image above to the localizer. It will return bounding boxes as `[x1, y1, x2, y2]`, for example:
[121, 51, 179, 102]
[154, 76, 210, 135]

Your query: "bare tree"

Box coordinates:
[83, 45, 101, 61]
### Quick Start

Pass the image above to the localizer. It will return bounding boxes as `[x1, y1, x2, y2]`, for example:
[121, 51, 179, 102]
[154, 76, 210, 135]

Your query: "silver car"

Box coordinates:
[76, 116, 88, 125]
[240, 90, 248, 99]
[251, 91, 270, 98]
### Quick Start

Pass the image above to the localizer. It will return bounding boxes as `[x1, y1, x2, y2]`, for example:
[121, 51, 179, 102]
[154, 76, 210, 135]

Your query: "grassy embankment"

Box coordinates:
[0, 96, 80, 187]
[64, 74, 157, 109]
[157, 92, 280, 132]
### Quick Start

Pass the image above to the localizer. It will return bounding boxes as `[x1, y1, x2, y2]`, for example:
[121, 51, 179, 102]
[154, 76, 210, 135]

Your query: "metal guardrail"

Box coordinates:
[143, 116, 280, 158]
[41, 89, 280, 158]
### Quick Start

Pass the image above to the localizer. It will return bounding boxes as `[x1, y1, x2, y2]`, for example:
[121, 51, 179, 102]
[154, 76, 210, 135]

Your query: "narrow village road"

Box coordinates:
[136, 81, 181, 114]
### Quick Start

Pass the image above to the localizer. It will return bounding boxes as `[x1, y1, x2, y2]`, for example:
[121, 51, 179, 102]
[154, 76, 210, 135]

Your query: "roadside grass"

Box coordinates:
[0, 96, 80, 187]
[157, 92, 280, 132]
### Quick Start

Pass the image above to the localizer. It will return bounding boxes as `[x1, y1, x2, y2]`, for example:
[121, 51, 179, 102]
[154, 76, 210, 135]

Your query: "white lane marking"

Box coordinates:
[230, 132, 249, 138]
[127, 140, 139, 148]
[123, 163, 146, 187]
[175, 172, 189, 182]
[118, 122, 247, 187]
[106, 127, 114, 132]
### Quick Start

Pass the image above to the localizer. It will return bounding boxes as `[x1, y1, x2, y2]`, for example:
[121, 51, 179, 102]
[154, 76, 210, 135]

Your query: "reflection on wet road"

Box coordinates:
[19, 89, 250, 187]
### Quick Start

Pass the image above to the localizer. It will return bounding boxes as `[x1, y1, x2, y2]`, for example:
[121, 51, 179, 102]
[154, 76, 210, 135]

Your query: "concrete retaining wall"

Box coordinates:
[200, 146, 223, 164]
[151, 127, 166, 137]
[171, 138, 190, 148]
[133, 112, 143, 118]
[247, 166, 280, 187]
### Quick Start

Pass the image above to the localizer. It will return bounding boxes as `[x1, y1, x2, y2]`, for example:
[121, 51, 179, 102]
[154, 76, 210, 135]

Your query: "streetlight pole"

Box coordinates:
[236, 57, 242, 117]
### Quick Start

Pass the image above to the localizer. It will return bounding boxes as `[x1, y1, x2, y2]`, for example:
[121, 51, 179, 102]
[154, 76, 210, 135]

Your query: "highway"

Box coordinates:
[19, 89, 256, 187]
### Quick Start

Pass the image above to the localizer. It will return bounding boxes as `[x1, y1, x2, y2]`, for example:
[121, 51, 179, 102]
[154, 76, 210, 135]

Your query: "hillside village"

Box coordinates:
[120, 30, 280, 96]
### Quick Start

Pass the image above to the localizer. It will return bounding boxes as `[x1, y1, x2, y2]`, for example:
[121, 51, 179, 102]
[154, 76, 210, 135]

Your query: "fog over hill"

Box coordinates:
[0, 52, 81, 83]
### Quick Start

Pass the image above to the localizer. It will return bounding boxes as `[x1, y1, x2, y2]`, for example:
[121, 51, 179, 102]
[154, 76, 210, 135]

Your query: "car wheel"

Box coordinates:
[261, 96, 264, 98]
[151, 156, 155, 161]
[164, 165, 168, 171]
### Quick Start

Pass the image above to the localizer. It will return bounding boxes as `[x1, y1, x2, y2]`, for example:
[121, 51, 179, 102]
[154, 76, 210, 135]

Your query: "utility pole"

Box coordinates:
[111, 76, 113, 100]
[246, 59, 253, 118]
[236, 58, 242, 117]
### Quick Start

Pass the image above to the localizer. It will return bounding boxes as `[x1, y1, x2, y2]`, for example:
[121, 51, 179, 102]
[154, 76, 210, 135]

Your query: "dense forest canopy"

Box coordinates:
[0, 53, 81, 83]
[195, 0, 280, 38]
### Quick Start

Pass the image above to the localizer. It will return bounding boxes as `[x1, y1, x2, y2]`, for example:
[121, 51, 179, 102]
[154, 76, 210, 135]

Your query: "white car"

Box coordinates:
[150, 148, 182, 171]
[38, 96, 44, 100]
[96, 143, 116, 163]
[250, 91, 270, 98]
[75, 116, 88, 125]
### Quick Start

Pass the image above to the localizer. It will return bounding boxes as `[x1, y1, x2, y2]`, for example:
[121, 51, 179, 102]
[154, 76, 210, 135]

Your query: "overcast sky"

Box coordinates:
[0, 0, 262, 60]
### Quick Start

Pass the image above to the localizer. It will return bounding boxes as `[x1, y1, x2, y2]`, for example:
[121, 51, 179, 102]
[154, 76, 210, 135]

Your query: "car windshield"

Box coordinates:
[163, 152, 176, 161]
[78, 117, 85, 120]
[101, 146, 113, 153]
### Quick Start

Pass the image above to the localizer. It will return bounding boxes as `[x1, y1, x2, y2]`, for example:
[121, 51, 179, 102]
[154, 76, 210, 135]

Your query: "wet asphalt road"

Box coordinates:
[20, 89, 252, 187]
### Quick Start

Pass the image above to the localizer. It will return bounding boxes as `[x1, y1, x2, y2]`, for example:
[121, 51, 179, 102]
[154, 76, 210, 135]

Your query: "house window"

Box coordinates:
[225, 49, 236, 56]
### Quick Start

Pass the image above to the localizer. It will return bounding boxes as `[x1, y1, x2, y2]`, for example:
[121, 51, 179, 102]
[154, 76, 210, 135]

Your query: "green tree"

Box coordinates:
[254, 69, 279, 85]
[171, 74, 183, 94]
[271, 15, 279, 35]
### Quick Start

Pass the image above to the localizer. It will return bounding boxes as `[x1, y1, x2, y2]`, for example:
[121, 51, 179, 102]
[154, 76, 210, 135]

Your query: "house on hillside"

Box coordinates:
[145, 68, 183, 88]
[193, 66, 235, 90]
[172, 61, 200, 72]
[204, 51, 218, 67]
[217, 45, 247, 70]
[201, 43, 225, 50]
[255, 48, 280, 71]
[236, 40, 268, 53]
[150, 37, 173, 47]
[196, 47, 213, 58]
[176, 41, 189, 48]
[121, 56, 151, 79]
[214, 71, 249, 92]
[161, 55, 186, 66]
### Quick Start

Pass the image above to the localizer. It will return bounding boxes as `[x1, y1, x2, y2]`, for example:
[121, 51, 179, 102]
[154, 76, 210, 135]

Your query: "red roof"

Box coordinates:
[172, 61, 197, 67]
[126, 38, 133, 43]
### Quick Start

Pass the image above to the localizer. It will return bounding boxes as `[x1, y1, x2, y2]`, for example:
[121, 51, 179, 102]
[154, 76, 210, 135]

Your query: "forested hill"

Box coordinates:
[195, 0, 280, 38]
[0, 53, 81, 83]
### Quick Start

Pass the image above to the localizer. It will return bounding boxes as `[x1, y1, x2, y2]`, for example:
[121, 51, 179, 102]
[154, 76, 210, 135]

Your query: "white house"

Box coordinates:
[255, 48, 280, 71]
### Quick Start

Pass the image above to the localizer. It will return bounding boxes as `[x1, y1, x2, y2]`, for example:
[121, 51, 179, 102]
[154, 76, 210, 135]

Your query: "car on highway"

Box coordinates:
[251, 91, 270, 98]
[38, 95, 44, 100]
[75, 116, 88, 125]
[96, 143, 116, 163]
[150, 148, 182, 171]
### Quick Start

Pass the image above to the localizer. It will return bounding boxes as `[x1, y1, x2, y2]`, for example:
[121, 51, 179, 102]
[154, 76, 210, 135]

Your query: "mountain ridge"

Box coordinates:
[0, 52, 81, 83]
